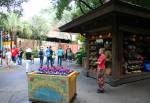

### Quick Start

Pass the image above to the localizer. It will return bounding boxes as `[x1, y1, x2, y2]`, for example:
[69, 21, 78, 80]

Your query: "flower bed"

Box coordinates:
[37, 66, 74, 76]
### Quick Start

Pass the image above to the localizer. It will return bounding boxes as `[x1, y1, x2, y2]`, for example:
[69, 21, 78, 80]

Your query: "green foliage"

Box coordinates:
[30, 15, 49, 43]
[52, 0, 103, 20]
[55, 0, 70, 20]
[32, 49, 38, 58]
[0, 0, 28, 15]
[75, 48, 86, 64]
[52, 0, 150, 21]
[3, 12, 20, 33]
[20, 21, 32, 39]
[0, 13, 6, 26]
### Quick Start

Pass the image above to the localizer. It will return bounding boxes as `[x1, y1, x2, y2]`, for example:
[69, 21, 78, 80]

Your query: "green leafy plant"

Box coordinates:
[32, 49, 38, 58]
[75, 48, 86, 64]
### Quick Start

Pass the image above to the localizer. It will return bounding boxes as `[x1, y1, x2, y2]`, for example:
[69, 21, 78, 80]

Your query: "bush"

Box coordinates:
[32, 49, 38, 58]
[75, 48, 86, 64]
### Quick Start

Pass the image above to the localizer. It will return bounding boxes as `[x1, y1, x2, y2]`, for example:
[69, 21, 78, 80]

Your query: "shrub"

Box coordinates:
[75, 48, 86, 64]
[32, 49, 38, 58]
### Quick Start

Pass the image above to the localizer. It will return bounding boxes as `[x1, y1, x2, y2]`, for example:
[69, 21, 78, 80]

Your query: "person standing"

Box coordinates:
[45, 46, 53, 67]
[5, 48, 12, 69]
[57, 47, 64, 66]
[17, 48, 24, 65]
[97, 48, 106, 93]
[25, 48, 32, 73]
[39, 47, 44, 67]
[66, 45, 72, 62]
[52, 49, 56, 65]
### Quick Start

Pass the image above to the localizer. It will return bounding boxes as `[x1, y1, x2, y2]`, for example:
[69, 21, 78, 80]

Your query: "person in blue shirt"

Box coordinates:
[57, 47, 64, 66]
[45, 46, 53, 67]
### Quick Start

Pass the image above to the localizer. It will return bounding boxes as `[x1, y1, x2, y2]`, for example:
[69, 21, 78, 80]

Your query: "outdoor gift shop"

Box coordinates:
[59, 0, 150, 86]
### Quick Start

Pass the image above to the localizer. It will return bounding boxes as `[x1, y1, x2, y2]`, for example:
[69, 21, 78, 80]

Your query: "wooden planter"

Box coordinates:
[28, 72, 79, 103]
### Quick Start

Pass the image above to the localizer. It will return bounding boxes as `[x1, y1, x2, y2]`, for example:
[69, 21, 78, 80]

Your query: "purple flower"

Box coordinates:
[38, 66, 73, 76]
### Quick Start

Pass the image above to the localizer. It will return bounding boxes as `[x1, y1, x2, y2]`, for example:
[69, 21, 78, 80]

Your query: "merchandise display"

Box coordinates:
[123, 33, 150, 74]
[88, 33, 112, 73]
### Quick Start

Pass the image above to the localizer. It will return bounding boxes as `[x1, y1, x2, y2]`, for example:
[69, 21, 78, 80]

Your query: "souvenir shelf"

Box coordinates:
[123, 34, 145, 74]
[87, 33, 112, 76]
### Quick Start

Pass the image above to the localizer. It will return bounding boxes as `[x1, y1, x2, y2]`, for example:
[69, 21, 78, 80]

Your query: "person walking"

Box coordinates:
[39, 47, 44, 67]
[5, 48, 12, 69]
[11, 45, 18, 65]
[57, 47, 64, 66]
[97, 48, 106, 93]
[17, 48, 24, 65]
[25, 48, 32, 73]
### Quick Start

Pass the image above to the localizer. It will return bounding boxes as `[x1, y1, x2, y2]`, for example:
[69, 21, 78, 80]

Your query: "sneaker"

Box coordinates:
[100, 90, 104, 93]
[97, 89, 104, 93]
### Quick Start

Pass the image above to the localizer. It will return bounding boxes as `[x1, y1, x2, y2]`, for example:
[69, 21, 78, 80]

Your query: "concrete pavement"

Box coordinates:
[0, 59, 150, 103]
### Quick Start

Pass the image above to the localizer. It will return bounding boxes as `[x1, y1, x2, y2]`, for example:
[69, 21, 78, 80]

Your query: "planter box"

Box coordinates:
[28, 72, 79, 103]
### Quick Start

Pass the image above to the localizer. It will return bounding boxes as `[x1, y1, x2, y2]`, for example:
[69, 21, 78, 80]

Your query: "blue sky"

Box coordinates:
[22, 0, 50, 19]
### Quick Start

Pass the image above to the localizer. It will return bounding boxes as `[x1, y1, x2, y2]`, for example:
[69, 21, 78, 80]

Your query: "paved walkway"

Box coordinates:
[0, 58, 150, 103]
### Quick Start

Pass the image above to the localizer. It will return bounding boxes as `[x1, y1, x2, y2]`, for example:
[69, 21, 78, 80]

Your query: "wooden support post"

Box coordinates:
[111, 13, 123, 81]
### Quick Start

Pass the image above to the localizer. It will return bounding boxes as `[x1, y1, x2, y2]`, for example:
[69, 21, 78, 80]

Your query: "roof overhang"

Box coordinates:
[59, 0, 150, 33]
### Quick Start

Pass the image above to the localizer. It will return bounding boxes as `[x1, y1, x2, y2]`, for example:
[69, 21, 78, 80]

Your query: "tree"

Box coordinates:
[3, 12, 21, 48]
[52, 0, 150, 20]
[52, 0, 104, 20]
[30, 15, 49, 48]
[19, 21, 32, 39]
[0, 0, 28, 15]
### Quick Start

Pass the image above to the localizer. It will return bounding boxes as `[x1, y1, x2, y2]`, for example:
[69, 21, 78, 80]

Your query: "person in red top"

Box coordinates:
[11, 46, 19, 64]
[97, 48, 106, 93]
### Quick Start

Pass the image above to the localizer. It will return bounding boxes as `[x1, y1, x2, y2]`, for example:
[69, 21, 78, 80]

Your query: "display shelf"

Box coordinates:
[87, 33, 112, 76]
[123, 34, 148, 73]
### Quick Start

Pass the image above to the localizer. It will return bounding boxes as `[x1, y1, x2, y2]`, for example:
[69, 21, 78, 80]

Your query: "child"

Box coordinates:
[5, 48, 12, 69]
